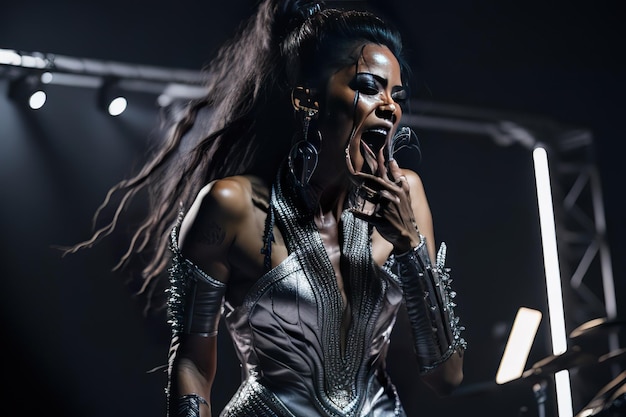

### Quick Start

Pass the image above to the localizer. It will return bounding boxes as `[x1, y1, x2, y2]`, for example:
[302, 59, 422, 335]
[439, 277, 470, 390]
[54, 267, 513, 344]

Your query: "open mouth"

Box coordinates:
[361, 128, 389, 155]
[359, 128, 389, 174]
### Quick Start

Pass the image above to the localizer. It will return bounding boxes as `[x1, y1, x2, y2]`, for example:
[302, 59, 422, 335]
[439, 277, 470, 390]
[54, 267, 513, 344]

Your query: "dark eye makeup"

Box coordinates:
[350, 72, 407, 103]
[350, 73, 379, 95]
[391, 88, 408, 103]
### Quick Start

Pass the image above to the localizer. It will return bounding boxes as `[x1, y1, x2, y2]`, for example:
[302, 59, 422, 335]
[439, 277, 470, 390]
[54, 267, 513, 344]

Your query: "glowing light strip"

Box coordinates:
[555, 370, 574, 417]
[496, 307, 542, 384]
[533, 146, 572, 417]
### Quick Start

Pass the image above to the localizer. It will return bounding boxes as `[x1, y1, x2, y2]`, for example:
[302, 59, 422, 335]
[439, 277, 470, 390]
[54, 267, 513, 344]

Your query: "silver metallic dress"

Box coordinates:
[169, 171, 409, 416]
[222, 173, 406, 417]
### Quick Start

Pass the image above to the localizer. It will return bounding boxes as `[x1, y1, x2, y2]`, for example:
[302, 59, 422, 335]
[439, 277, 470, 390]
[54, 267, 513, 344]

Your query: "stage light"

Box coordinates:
[97, 79, 128, 116]
[533, 145, 573, 417]
[496, 307, 542, 384]
[107, 96, 127, 116]
[8, 73, 48, 110]
[0, 48, 22, 65]
[28, 90, 46, 109]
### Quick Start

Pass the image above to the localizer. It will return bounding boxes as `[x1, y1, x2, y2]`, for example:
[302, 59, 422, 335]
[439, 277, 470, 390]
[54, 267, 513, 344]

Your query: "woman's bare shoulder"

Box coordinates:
[400, 168, 424, 190]
[179, 176, 263, 249]
[196, 175, 269, 215]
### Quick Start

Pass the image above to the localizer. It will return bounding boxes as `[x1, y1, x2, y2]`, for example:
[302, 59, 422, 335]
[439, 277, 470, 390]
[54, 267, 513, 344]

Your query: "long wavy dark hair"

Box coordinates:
[65, 0, 408, 313]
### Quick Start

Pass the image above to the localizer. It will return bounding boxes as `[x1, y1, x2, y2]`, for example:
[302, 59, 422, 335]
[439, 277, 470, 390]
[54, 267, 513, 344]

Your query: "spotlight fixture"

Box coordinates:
[3, 48, 209, 113]
[107, 96, 127, 116]
[97, 78, 128, 116]
[8, 72, 48, 110]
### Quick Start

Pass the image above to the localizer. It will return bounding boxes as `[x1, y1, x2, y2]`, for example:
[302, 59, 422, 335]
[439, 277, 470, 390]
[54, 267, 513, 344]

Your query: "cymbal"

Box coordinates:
[570, 317, 626, 340]
[454, 348, 625, 396]
[598, 347, 626, 365]
[522, 346, 598, 380]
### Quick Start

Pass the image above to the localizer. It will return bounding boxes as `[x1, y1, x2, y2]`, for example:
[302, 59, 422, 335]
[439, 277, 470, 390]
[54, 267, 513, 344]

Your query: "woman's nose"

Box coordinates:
[375, 101, 397, 122]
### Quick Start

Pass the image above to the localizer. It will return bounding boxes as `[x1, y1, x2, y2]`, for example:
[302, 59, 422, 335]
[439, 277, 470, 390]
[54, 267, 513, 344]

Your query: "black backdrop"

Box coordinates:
[1, 1, 624, 416]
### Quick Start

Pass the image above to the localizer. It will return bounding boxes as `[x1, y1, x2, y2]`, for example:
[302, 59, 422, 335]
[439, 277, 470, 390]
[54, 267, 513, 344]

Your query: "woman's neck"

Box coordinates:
[313, 181, 349, 227]
[284, 162, 351, 221]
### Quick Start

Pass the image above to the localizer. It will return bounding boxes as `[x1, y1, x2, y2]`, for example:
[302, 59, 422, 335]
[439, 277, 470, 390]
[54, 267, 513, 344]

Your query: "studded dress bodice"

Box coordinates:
[218, 172, 407, 417]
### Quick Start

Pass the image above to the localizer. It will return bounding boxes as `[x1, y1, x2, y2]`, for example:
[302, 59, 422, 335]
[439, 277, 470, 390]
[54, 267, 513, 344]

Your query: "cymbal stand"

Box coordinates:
[532, 380, 548, 417]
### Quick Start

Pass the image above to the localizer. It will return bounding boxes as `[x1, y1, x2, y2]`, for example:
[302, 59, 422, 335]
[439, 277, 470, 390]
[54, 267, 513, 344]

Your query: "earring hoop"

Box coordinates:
[288, 133, 321, 187]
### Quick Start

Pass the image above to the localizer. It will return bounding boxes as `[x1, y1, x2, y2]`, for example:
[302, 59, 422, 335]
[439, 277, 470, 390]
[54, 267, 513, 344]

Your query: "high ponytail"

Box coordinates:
[273, 0, 326, 39]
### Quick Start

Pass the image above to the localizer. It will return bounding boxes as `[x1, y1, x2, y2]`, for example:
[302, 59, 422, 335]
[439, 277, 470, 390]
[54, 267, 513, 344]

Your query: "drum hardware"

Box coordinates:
[450, 344, 624, 415]
[570, 318, 625, 341]
[521, 346, 598, 381]
[598, 348, 626, 365]
[521, 346, 598, 417]
[575, 371, 625, 417]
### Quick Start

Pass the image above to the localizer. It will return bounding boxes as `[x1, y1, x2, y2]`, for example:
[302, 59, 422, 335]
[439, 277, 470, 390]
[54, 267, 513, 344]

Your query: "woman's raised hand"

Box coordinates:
[347, 145, 420, 253]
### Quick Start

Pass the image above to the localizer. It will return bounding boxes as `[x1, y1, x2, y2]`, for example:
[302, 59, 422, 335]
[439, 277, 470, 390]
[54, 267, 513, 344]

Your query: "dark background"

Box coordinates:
[1, 1, 624, 416]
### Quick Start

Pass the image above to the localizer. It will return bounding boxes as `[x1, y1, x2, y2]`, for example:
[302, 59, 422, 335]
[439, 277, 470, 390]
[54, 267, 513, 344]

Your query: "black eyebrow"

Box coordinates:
[355, 71, 404, 91]
[355, 72, 387, 87]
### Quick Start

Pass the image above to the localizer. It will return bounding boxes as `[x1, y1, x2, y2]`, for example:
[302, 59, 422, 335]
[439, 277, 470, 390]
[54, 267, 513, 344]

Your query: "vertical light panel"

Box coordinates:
[496, 307, 543, 384]
[532, 146, 573, 417]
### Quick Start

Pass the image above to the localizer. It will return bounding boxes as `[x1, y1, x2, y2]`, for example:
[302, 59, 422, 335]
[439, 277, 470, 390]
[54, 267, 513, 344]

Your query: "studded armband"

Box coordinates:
[171, 393, 209, 417]
[395, 236, 466, 374]
[167, 225, 227, 337]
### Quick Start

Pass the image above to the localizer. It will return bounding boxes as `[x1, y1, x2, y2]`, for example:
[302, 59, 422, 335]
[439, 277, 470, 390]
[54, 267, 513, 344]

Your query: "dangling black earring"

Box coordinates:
[289, 138, 319, 186]
[288, 86, 321, 186]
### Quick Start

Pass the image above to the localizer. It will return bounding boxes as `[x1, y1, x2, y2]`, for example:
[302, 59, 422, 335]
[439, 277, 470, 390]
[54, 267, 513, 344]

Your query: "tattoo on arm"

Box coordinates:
[198, 221, 226, 246]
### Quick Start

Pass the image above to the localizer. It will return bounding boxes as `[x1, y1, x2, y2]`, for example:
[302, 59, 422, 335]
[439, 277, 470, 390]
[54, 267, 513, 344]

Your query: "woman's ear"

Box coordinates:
[291, 86, 319, 119]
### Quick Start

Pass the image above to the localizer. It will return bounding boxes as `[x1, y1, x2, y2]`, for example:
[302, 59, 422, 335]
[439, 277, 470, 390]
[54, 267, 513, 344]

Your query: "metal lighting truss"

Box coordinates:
[0, 48, 208, 105]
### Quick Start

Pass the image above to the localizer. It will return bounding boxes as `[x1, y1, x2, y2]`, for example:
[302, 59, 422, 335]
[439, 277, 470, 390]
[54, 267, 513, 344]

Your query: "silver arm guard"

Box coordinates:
[172, 394, 209, 417]
[395, 236, 467, 374]
[168, 225, 227, 337]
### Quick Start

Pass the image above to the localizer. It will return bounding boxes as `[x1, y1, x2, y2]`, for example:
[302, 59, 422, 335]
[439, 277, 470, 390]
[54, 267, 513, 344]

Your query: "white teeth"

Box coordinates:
[365, 128, 388, 136]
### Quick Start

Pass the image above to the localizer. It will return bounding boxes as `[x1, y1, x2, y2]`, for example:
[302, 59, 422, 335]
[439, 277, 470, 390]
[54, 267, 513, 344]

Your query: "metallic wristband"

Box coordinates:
[172, 393, 209, 417]
[395, 236, 467, 374]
